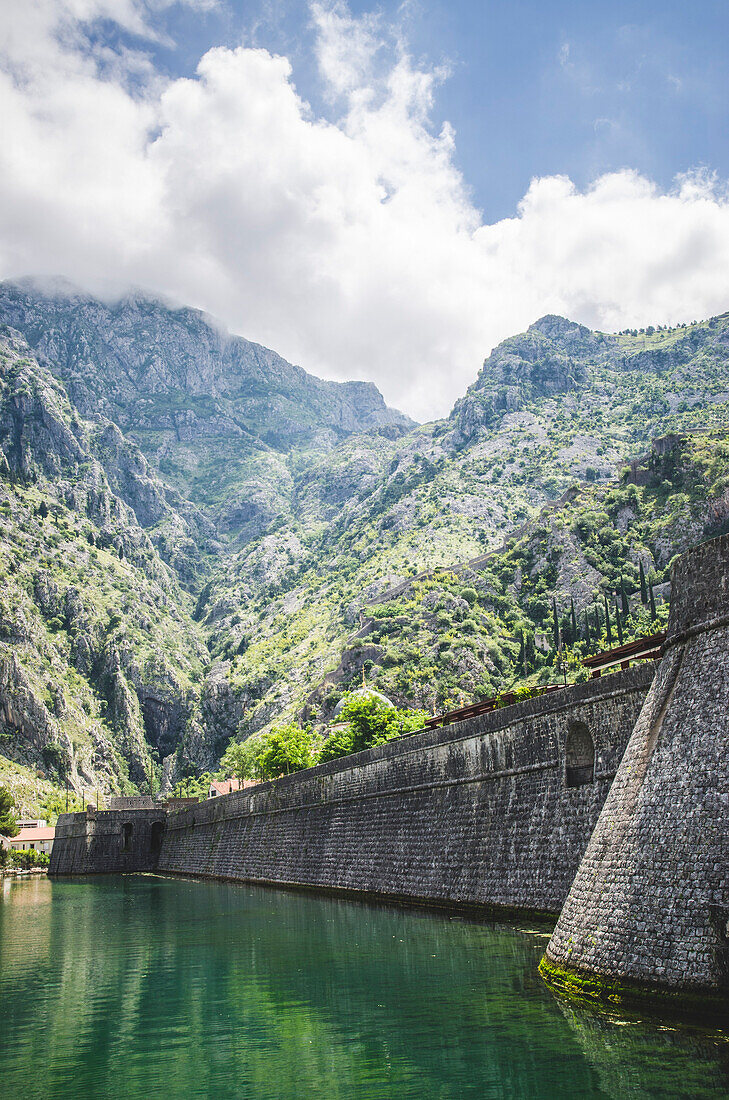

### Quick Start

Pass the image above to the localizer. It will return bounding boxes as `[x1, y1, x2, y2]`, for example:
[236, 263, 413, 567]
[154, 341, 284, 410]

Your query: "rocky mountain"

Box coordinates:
[0, 328, 211, 796]
[0, 280, 413, 552]
[193, 310, 729, 736]
[1, 282, 729, 805]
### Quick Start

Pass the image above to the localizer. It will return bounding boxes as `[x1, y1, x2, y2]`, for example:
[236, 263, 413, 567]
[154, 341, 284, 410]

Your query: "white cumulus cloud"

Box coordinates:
[1, 0, 729, 420]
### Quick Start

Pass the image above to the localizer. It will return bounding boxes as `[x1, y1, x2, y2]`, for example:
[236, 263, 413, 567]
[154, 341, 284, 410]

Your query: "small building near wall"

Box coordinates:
[15, 818, 48, 830]
[9, 825, 55, 856]
[208, 778, 259, 798]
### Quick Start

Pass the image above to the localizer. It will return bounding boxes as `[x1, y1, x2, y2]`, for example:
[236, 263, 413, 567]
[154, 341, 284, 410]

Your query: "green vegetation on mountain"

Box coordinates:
[0, 783, 18, 836]
[212, 429, 727, 738]
[0, 328, 208, 797]
[0, 283, 728, 798]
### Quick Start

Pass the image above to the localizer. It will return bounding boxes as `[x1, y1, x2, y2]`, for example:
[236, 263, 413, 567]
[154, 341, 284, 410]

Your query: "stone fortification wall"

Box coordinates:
[543, 534, 729, 1012]
[153, 666, 653, 915]
[49, 807, 166, 875]
[106, 796, 155, 810]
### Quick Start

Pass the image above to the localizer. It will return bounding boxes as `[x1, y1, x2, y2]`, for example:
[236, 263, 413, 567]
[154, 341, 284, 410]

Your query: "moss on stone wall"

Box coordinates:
[538, 955, 729, 1026]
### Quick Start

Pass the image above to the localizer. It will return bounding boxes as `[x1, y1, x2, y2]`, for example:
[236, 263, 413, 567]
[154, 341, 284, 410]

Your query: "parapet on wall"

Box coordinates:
[151, 666, 653, 915]
[543, 533, 729, 1012]
[49, 808, 167, 875]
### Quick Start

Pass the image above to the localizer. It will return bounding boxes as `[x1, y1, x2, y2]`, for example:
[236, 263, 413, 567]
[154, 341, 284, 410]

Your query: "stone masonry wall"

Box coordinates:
[49, 807, 167, 875]
[145, 666, 653, 915]
[544, 534, 729, 1000]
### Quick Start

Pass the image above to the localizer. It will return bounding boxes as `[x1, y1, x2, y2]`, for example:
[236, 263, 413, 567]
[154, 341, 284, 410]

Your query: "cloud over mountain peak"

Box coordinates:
[2, 1, 729, 419]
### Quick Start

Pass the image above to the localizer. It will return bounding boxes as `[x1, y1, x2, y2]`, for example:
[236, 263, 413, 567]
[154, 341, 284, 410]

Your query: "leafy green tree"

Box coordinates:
[221, 724, 315, 782]
[40, 790, 83, 824]
[524, 630, 537, 672]
[319, 694, 428, 763]
[10, 848, 49, 869]
[552, 599, 560, 651]
[583, 609, 591, 643]
[219, 738, 260, 783]
[171, 773, 213, 801]
[318, 725, 357, 763]
[615, 596, 624, 646]
[255, 724, 315, 779]
[0, 785, 18, 838]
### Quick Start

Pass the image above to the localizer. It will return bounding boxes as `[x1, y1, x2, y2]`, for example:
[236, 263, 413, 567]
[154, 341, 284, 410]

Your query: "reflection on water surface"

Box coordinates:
[0, 875, 726, 1099]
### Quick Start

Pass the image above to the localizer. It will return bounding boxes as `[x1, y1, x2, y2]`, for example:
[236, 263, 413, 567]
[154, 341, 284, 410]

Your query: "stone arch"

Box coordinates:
[150, 820, 164, 853]
[565, 721, 595, 787]
[122, 822, 133, 851]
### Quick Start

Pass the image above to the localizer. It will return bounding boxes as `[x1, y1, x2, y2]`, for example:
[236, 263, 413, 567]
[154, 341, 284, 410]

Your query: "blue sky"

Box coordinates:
[147, 0, 729, 220]
[2, 1, 729, 418]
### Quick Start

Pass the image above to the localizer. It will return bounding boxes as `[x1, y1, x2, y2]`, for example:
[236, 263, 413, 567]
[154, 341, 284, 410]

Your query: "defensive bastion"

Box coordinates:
[540, 533, 729, 1016]
[49, 533, 729, 1016]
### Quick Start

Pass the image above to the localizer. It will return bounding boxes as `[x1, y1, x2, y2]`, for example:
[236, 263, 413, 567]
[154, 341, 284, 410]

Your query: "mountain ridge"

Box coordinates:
[2, 284, 729, 807]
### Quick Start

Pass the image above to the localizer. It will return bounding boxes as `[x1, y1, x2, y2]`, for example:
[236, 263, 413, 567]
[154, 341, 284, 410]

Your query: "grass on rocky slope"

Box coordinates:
[198, 429, 729, 740]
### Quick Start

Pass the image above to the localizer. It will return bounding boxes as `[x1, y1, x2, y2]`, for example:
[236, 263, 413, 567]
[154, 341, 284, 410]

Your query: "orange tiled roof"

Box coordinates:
[209, 778, 259, 795]
[209, 779, 243, 795]
[13, 826, 55, 842]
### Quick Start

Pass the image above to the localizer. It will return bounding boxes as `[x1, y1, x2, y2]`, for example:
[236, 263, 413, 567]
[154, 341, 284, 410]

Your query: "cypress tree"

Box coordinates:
[584, 609, 591, 643]
[604, 594, 613, 645]
[620, 577, 629, 616]
[518, 630, 526, 676]
[649, 582, 657, 623]
[525, 631, 536, 672]
[570, 598, 578, 641]
[615, 596, 624, 645]
[639, 560, 648, 604]
[552, 599, 560, 651]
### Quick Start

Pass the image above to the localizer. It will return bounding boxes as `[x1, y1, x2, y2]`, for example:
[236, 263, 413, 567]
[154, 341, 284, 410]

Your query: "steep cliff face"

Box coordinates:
[0, 330, 209, 792]
[453, 319, 592, 431]
[0, 280, 413, 539]
[451, 311, 729, 449]
[0, 281, 412, 437]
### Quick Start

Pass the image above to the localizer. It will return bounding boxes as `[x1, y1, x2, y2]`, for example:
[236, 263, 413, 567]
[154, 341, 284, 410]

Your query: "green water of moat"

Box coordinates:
[0, 876, 726, 1099]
